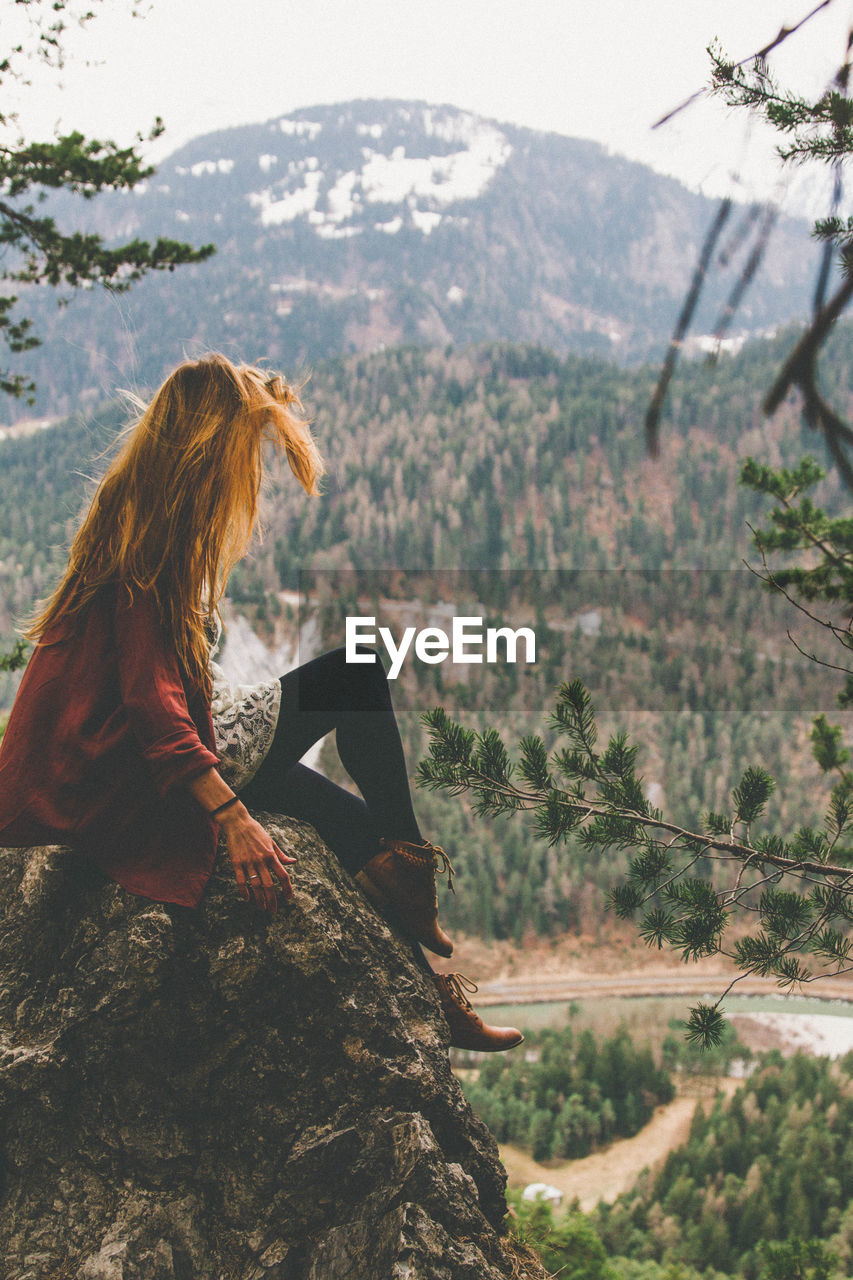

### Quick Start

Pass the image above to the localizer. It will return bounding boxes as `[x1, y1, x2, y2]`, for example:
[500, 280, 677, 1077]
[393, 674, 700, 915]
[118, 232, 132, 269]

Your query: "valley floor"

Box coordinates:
[446, 928, 853, 1210]
[441, 928, 853, 1009]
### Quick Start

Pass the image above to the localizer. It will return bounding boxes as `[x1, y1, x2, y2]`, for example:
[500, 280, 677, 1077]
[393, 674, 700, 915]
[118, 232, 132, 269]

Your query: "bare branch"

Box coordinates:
[653, 0, 838, 130]
[743, 567, 851, 641]
[785, 628, 853, 676]
[765, 275, 853, 416]
[645, 199, 732, 455]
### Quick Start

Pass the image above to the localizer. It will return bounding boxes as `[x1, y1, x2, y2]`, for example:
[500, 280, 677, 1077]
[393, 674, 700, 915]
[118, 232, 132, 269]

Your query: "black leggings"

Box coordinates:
[238, 646, 424, 878]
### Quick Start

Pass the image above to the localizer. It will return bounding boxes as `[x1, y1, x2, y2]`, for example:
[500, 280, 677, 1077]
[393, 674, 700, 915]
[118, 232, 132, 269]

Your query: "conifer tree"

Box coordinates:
[0, 1, 214, 400]
[757, 1238, 838, 1280]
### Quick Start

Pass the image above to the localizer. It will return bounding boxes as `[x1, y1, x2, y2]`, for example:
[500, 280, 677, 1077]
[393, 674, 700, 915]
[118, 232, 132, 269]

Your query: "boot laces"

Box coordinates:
[446, 972, 478, 1011]
[379, 837, 456, 893]
[426, 842, 456, 894]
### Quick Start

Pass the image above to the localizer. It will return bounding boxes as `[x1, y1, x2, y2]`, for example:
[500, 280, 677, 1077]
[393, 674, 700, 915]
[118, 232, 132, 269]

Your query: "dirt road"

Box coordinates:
[500, 1079, 740, 1211]
[474, 971, 853, 1005]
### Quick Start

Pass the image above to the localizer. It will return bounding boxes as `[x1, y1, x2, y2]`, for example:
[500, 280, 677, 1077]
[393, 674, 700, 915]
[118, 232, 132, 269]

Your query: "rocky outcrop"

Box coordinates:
[0, 817, 545, 1279]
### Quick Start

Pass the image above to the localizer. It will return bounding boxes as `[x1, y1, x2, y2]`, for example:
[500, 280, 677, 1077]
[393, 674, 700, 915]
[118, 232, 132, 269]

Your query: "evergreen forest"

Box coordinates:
[460, 1023, 676, 1161]
[2, 329, 852, 943]
[459, 1029, 853, 1279]
[593, 1049, 853, 1276]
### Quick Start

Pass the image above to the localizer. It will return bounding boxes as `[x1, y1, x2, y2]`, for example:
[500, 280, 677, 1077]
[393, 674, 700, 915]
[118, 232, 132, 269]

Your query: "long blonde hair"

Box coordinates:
[26, 353, 324, 689]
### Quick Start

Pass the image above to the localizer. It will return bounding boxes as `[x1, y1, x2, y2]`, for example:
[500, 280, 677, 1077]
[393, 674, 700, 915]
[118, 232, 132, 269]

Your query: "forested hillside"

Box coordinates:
[503, 1047, 853, 1280]
[4, 328, 847, 624]
[461, 1023, 676, 1161]
[2, 330, 850, 940]
[230, 331, 847, 586]
[592, 1052, 853, 1278]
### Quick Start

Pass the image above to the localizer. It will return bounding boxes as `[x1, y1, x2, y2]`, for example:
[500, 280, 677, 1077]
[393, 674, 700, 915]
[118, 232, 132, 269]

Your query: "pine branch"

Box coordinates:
[0, 4, 215, 397]
[420, 705, 853, 879]
[418, 662, 853, 1047]
[652, 0, 837, 130]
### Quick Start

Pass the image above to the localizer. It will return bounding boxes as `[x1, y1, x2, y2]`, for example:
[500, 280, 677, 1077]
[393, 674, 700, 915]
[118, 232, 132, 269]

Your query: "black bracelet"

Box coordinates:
[209, 795, 240, 819]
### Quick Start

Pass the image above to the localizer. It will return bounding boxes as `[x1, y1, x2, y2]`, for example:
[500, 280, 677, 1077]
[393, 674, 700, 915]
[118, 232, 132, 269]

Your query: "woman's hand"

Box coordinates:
[218, 801, 297, 913]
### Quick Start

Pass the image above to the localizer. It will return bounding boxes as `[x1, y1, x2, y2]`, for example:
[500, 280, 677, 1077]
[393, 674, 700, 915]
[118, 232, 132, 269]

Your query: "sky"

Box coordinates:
[5, 0, 853, 208]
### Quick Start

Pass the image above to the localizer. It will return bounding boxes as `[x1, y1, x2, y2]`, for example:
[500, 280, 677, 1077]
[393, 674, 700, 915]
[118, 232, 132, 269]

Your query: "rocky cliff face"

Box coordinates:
[0, 816, 545, 1279]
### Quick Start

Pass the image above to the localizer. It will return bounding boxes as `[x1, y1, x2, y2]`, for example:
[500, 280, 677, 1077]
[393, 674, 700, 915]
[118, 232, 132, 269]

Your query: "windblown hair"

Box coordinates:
[26, 353, 324, 690]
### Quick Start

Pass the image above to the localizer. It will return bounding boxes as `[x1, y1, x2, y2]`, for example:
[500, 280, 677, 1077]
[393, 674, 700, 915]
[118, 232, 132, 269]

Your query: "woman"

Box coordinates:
[0, 353, 521, 1053]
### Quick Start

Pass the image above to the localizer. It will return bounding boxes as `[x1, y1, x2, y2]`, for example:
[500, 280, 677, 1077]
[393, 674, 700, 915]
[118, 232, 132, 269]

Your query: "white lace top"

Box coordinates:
[208, 619, 282, 792]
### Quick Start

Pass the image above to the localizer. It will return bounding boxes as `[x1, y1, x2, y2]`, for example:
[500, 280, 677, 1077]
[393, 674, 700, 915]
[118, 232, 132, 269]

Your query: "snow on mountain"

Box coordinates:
[250, 167, 324, 227]
[278, 119, 323, 139]
[239, 106, 512, 238]
[175, 158, 235, 178]
[357, 124, 510, 206]
[150, 103, 512, 238]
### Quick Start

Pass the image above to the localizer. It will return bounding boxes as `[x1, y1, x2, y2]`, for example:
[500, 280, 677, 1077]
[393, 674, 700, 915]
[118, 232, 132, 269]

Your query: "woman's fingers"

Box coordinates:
[247, 850, 295, 911]
[234, 865, 252, 901]
[273, 868, 294, 899]
[269, 843, 297, 896]
[227, 823, 297, 912]
[258, 864, 278, 914]
[247, 864, 278, 914]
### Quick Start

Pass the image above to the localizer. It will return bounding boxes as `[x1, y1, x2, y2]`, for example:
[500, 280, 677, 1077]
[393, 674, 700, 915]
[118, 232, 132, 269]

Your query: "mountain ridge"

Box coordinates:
[5, 98, 819, 421]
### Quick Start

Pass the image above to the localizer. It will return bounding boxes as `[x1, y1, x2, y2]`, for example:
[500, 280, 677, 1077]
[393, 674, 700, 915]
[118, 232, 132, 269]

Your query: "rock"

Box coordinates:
[0, 817, 546, 1280]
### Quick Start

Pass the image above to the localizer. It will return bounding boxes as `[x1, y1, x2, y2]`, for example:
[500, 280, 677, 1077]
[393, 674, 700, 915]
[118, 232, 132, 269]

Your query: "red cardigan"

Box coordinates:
[0, 583, 222, 907]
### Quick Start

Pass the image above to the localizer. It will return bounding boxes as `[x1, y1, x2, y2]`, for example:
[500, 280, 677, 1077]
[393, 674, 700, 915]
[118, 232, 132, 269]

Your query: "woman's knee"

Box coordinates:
[281, 644, 390, 714]
[331, 644, 390, 691]
[277, 645, 392, 724]
[352, 643, 387, 673]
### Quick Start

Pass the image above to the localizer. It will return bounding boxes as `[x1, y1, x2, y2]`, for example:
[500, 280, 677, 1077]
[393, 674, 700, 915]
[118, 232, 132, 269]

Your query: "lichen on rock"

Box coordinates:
[0, 815, 545, 1279]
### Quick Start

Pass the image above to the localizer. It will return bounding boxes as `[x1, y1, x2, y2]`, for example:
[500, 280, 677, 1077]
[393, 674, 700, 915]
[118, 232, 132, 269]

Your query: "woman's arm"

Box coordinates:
[114, 586, 220, 795]
[114, 587, 295, 913]
[185, 767, 296, 914]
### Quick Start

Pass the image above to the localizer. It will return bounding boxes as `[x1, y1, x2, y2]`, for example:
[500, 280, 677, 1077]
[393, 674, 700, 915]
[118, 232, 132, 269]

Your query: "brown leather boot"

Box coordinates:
[433, 973, 524, 1052]
[356, 837, 455, 957]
